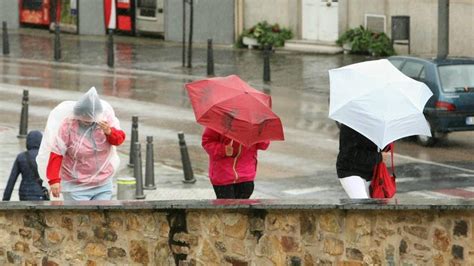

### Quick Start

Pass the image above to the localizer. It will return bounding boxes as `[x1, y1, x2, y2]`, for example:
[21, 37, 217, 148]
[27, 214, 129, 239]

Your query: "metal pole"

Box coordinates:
[182, 0, 186, 67]
[107, 29, 114, 68]
[437, 0, 449, 59]
[263, 45, 271, 83]
[18, 90, 29, 138]
[144, 136, 156, 190]
[187, 0, 193, 68]
[207, 39, 215, 76]
[178, 132, 196, 183]
[54, 24, 61, 61]
[128, 116, 139, 167]
[134, 142, 146, 199]
[2, 22, 9, 55]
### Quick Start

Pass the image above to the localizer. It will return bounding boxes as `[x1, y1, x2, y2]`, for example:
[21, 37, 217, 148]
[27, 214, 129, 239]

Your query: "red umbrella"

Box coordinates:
[185, 75, 284, 146]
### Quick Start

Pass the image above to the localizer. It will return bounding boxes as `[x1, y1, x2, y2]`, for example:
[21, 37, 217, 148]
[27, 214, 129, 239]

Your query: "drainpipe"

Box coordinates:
[437, 0, 449, 59]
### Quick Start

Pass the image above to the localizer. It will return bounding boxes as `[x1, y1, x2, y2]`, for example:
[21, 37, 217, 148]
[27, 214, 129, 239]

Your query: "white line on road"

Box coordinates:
[283, 186, 330, 195]
[395, 153, 474, 174]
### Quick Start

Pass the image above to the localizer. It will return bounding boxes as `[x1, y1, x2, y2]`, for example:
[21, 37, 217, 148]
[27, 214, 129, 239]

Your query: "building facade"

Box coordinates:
[236, 0, 474, 57]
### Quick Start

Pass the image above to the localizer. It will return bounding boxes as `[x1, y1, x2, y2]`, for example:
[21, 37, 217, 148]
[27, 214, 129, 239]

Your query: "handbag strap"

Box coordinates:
[389, 143, 395, 175]
[24, 151, 45, 188]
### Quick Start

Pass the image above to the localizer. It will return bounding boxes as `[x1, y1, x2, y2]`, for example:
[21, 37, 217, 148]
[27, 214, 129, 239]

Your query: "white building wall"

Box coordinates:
[242, 0, 298, 35]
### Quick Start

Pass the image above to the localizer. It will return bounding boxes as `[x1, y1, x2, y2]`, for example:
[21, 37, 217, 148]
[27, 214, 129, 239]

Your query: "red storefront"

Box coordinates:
[20, 0, 78, 33]
[19, 0, 51, 27]
[104, 0, 136, 34]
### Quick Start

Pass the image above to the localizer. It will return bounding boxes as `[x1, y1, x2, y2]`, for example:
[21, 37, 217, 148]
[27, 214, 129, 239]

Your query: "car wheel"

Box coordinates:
[416, 134, 437, 147]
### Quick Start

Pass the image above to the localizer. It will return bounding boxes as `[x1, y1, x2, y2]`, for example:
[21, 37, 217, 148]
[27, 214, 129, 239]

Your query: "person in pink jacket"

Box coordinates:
[201, 127, 269, 199]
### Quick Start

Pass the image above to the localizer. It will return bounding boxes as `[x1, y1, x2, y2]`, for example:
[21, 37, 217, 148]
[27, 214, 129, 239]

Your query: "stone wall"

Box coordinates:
[0, 200, 473, 265]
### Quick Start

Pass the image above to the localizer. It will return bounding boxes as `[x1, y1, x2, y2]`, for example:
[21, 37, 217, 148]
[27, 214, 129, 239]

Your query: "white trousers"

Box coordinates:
[339, 175, 371, 199]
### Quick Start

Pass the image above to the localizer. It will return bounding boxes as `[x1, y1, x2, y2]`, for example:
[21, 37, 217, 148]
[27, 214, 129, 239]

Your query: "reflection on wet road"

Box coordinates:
[1, 29, 474, 200]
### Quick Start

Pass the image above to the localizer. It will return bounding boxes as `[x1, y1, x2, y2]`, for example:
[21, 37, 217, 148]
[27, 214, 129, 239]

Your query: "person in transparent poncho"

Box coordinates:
[37, 87, 126, 200]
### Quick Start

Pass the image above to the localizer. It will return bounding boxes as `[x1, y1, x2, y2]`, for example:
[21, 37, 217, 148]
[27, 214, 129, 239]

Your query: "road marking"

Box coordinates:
[1, 74, 41, 80]
[434, 188, 474, 199]
[283, 186, 330, 195]
[395, 153, 474, 174]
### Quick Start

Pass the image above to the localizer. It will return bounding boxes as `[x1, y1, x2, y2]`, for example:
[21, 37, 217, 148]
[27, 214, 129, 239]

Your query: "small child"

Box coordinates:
[201, 127, 270, 199]
[3, 130, 48, 201]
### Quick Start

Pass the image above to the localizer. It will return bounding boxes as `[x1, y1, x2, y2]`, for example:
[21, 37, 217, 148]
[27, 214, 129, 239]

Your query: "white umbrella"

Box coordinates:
[328, 59, 433, 149]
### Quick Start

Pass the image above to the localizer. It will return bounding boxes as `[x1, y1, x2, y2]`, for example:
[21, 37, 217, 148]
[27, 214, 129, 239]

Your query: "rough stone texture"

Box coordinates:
[108, 247, 126, 258]
[0, 208, 470, 264]
[130, 240, 150, 264]
[323, 238, 344, 255]
[84, 243, 107, 257]
[319, 213, 340, 233]
[433, 228, 451, 252]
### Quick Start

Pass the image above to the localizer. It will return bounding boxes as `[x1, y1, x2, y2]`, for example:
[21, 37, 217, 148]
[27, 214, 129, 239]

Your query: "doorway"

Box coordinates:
[302, 0, 339, 42]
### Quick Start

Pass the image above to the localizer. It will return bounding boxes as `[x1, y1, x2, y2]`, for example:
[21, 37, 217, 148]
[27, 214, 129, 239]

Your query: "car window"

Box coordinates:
[419, 68, 426, 80]
[438, 64, 474, 92]
[401, 61, 424, 79]
[389, 59, 404, 69]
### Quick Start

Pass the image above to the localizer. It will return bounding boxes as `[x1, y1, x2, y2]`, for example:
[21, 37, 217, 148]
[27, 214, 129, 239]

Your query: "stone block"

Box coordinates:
[403, 226, 428, 240]
[223, 213, 248, 240]
[93, 226, 118, 242]
[13, 241, 29, 252]
[130, 240, 150, 264]
[108, 247, 127, 258]
[19, 228, 32, 239]
[323, 238, 344, 256]
[61, 217, 73, 231]
[46, 230, 64, 244]
[281, 236, 299, 252]
[319, 214, 340, 233]
[433, 228, 450, 251]
[85, 243, 107, 257]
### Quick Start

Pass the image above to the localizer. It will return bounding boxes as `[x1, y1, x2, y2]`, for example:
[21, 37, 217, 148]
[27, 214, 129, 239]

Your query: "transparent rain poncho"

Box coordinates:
[37, 87, 121, 192]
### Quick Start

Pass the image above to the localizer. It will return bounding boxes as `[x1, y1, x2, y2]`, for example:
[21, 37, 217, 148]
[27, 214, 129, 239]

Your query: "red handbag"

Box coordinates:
[370, 143, 396, 198]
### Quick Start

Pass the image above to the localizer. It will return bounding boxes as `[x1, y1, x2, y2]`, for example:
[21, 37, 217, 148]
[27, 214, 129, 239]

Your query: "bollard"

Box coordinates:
[18, 90, 29, 138]
[207, 38, 214, 76]
[178, 132, 196, 183]
[107, 30, 114, 68]
[2, 21, 9, 55]
[128, 116, 139, 167]
[133, 142, 146, 199]
[54, 24, 61, 61]
[144, 136, 156, 190]
[117, 177, 136, 200]
[263, 45, 271, 83]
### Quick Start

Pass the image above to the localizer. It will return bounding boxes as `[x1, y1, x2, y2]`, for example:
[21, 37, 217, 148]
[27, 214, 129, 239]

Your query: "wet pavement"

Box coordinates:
[1, 28, 474, 201]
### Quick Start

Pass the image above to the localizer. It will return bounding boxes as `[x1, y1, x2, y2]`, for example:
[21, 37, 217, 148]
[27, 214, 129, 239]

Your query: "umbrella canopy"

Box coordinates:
[328, 59, 433, 149]
[185, 75, 284, 146]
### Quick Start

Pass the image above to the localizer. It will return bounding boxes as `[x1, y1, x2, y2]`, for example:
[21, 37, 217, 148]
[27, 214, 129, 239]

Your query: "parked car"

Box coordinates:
[388, 56, 474, 146]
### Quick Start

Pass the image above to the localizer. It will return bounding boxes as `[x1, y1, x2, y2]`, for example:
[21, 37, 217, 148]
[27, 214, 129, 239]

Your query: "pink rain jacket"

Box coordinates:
[202, 128, 269, 186]
[48, 118, 124, 187]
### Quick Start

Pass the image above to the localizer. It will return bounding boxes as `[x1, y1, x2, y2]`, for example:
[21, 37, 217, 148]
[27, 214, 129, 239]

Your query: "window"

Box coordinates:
[389, 59, 404, 70]
[138, 0, 157, 18]
[401, 61, 424, 79]
[438, 64, 474, 92]
[137, 0, 156, 9]
[22, 0, 43, 10]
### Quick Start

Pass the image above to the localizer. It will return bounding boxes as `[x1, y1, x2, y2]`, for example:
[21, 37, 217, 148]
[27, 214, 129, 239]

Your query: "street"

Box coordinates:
[1, 29, 474, 200]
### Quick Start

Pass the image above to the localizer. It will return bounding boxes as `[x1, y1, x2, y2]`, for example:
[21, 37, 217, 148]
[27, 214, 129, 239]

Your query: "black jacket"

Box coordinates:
[3, 131, 45, 201]
[336, 124, 382, 181]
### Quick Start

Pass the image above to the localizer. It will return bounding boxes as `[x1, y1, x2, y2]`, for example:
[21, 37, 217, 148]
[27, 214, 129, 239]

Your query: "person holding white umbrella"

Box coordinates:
[328, 59, 433, 198]
[336, 124, 391, 198]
